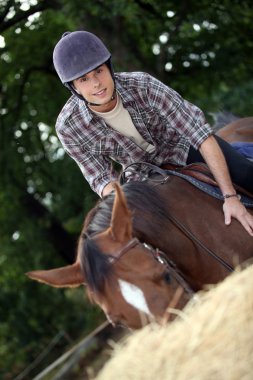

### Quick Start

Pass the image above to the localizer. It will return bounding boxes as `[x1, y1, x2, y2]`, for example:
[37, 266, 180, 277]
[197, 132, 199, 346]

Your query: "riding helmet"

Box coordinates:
[53, 31, 112, 85]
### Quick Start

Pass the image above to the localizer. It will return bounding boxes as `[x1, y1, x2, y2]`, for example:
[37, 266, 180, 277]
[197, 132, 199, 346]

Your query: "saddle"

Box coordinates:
[120, 161, 253, 201]
[161, 162, 253, 199]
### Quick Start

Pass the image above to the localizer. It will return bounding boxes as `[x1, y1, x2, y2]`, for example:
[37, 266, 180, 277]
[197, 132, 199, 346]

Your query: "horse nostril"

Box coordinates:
[164, 272, 171, 284]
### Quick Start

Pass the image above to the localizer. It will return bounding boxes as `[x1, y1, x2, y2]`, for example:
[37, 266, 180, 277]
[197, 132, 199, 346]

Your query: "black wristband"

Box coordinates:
[223, 193, 241, 201]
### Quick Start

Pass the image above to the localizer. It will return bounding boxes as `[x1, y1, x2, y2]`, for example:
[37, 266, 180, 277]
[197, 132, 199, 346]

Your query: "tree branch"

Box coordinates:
[10, 64, 55, 119]
[0, 0, 15, 24]
[22, 191, 77, 264]
[0, 0, 60, 33]
[134, 0, 163, 19]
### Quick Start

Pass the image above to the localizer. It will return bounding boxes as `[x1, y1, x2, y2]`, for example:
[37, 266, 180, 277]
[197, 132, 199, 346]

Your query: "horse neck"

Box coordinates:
[128, 181, 230, 289]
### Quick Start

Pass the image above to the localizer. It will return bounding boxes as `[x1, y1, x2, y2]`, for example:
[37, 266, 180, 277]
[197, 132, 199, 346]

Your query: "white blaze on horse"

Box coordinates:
[27, 117, 253, 329]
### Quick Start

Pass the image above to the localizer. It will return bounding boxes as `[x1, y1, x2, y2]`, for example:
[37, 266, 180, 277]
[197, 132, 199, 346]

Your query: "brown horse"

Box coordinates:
[215, 116, 253, 143]
[27, 117, 253, 329]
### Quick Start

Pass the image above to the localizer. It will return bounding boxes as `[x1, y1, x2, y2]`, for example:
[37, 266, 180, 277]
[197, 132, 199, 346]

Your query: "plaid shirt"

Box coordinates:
[56, 72, 213, 196]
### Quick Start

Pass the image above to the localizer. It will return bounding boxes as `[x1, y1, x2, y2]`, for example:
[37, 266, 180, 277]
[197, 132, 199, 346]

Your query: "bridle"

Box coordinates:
[110, 237, 194, 296]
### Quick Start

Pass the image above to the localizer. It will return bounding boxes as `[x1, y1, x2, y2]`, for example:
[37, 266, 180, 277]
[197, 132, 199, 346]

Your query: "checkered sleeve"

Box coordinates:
[146, 74, 213, 149]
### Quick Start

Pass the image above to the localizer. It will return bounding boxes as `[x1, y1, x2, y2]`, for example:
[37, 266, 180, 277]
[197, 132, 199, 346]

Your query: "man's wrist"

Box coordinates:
[223, 193, 241, 201]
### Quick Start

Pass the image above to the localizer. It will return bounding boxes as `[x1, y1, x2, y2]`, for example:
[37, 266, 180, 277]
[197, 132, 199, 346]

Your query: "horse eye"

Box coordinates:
[164, 272, 171, 284]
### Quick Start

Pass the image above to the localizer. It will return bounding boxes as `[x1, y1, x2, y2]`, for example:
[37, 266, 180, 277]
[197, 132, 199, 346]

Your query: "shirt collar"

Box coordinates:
[77, 97, 92, 123]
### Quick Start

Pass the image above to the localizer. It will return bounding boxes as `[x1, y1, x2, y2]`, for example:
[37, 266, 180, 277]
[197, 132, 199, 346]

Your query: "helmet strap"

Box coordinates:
[64, 83, 85, 101]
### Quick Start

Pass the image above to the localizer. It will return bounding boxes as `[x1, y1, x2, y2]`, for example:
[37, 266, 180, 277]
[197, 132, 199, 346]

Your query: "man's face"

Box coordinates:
[73, 64, 116, 112]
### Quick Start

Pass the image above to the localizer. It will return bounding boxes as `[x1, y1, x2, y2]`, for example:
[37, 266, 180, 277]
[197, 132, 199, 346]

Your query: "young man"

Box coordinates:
[53, 30, 253, 236]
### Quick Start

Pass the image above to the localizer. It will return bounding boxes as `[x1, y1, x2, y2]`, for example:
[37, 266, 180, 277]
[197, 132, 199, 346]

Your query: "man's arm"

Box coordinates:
[199, 135, 253, 236]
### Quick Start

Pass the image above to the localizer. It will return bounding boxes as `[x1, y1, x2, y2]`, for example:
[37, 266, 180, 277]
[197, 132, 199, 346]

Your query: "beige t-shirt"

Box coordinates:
[92, 94, 155, 153]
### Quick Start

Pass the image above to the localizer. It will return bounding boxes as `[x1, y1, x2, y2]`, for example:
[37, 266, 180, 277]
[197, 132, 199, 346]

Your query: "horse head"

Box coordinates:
[27, 183, 191, 329]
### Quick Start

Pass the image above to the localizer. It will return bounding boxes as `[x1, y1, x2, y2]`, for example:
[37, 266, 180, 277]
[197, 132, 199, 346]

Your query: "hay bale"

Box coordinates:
[96, 265, 253, 380]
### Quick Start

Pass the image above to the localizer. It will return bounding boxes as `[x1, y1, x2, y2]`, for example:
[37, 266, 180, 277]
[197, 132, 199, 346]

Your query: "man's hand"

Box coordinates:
[223, 197, 253, 236]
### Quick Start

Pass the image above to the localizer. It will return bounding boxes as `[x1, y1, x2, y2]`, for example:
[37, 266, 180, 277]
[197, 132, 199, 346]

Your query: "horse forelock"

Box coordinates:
[80, 237, 113, 296]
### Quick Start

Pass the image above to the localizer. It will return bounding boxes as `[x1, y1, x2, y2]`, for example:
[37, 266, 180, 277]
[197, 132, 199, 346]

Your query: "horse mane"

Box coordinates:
[84, 181, 167, 237]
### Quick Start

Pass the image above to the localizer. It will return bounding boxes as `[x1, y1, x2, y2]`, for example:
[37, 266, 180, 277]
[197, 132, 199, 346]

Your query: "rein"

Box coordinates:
[120, 162, 234, 274]
[111, 237, 194, 296]
[166, 213, 234, 273]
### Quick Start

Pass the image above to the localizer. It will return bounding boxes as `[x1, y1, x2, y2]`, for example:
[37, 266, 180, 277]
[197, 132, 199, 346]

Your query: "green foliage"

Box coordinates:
[154, 0, 253, 114]
[1, 0, 253, 378]
[0, 188, 103, 378]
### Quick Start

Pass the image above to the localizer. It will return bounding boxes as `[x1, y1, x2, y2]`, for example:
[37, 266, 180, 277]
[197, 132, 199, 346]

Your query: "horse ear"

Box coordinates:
[26, 262, 85, 288]
[110, 182, 132, 242]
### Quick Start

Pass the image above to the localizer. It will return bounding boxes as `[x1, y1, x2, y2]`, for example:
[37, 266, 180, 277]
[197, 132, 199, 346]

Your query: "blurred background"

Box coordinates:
[1, 0, 253, 378]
